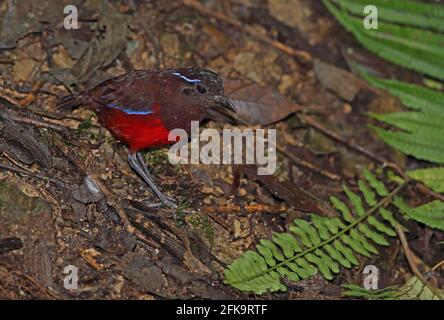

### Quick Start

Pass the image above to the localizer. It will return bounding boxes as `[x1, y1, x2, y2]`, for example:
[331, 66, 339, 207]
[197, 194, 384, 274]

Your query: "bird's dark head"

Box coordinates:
[167, 68, 236, 113]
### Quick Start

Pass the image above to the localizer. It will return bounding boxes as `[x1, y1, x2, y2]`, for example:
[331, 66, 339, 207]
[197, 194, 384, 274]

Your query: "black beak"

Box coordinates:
[214, 95, 236, 113]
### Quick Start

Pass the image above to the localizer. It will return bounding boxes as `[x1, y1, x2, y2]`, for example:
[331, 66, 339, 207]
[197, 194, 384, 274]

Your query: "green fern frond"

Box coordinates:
[333, 0, 444, 32]
[368, 125, 444, 164]
[408, 168, 444, 193]
[366, 105, 444, 163]
[224, 172, 407, 294]
[397, 276, 444, 300]
[394, 197, 444, 232]
[342, 284, 399, 300]
[335, 13, 444, 59]
[359, 74, 444, 165]
[362, 76, 444, 115]
[343, 276, 444, 300]
[368, 112, 444, 137]
[323, 0, 444, 80]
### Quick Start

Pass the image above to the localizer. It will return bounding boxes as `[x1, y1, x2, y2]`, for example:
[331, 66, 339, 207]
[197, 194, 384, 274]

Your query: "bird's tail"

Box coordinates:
[57, 93, 87, 110]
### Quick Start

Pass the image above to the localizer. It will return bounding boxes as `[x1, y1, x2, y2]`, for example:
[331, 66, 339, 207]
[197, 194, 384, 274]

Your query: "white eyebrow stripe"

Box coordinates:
[172, 72, 201, 84]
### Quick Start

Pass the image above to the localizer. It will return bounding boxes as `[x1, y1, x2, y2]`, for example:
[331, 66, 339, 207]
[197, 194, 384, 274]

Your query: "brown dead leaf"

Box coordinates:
[224, 80, 304, 125]
[314, 59, 363, 102]
[13, 59, 38, 82]
[52, 45, 74, 69]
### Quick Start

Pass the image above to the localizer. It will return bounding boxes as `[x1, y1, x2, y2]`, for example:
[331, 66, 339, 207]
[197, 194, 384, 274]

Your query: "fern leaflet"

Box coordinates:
[408, 168, 444, 193]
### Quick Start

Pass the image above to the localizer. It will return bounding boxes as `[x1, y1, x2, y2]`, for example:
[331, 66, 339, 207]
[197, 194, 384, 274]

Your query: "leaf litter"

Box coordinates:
[0, 0, 442, 300]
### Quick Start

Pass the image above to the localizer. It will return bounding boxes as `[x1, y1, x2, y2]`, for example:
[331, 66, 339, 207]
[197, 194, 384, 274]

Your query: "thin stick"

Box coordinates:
[203, 203, 287, 214]
[217, 108, 341, 180]
[19, 81, 44, 107]
[182, 0, 311, 63]
[395, 224, 444, 299]
[304, 114, 411, 179]
[3, 152, 36, 173]
[303, 115, 444, 201]
[276, 143, 341, 180]
[0, 262, 60, 299]
[0, 162, 66, 187]
[303, 115, 389, 166]
[432, 260, 444, 272]
[6, 112, 69, 133]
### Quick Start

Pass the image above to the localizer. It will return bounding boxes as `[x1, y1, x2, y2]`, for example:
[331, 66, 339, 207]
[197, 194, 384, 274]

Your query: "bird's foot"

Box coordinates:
[142, 196, 177, 209]
[159, 196, 178, 209]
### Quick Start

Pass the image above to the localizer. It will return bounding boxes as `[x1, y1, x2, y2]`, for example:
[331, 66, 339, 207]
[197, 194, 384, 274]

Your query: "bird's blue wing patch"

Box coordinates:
[106, 102, 154, 115]
[172, 72, 201, 84]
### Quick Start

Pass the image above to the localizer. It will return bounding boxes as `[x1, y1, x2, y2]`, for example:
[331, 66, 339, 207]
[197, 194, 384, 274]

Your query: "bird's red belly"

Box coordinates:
[99, 108, 172, 152]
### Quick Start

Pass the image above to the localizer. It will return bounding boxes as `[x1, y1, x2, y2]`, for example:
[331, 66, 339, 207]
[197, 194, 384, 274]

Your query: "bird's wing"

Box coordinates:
[89, 71, 158, 115]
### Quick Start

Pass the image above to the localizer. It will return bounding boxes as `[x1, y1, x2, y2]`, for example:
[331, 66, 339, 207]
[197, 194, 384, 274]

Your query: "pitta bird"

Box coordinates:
[58, 68, 236, 208]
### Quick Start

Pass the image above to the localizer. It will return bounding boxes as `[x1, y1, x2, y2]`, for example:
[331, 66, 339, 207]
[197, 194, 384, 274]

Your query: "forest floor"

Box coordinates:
[0, 0, 443, 299]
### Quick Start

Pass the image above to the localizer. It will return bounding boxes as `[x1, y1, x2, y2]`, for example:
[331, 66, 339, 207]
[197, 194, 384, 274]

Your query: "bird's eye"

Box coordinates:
[182, 88, 193, 96]
[196, 84, 207, 94]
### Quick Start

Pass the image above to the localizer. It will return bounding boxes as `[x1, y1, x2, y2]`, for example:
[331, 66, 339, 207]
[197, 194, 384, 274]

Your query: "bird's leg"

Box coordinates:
[135, 152, 177, 204]
[127, 152, 177, 209]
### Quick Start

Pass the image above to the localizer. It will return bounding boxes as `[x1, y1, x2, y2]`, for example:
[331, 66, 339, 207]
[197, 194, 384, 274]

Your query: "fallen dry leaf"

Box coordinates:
[224, 80, 305, 125]
[314, 59, 363, 102]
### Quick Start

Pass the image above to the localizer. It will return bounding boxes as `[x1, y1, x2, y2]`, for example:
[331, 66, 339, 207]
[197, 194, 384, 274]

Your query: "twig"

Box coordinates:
[202, 204, 288, 232]
[6, 112, 69, 133]
[203, 203, 287, 214]
[182, 0, 311, 64]
[0, 93, 21, 106]
[432, 260, 444, 272]
[3, 108, 103, 149]
[303, 114, 411, 179]
[201, 209, 231, 232]
[303, 115, 391, 167]
[19, 81, 44, 107]
[0, 162, 66, 188]
[3, 152, 36, 173]
[276, 144, 341, 180]
[79, 249, 104, 271]
[217, 108, 341, 180]
[417, 184, 444, 202]
[395, 224, 444, 299]
[302, 115, 444, 202]
[0, 262, 60, 299]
